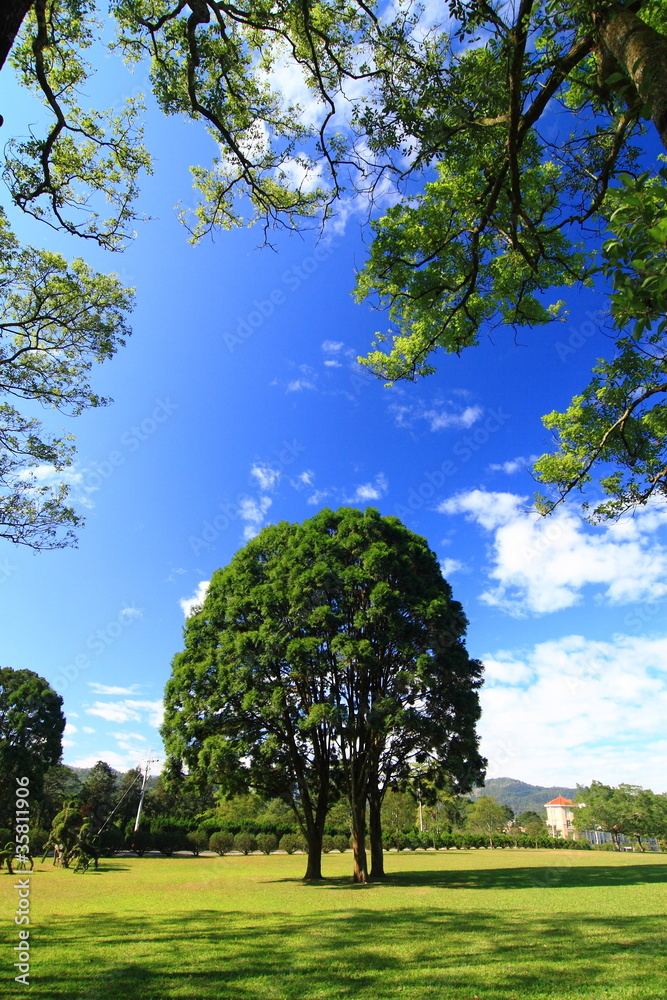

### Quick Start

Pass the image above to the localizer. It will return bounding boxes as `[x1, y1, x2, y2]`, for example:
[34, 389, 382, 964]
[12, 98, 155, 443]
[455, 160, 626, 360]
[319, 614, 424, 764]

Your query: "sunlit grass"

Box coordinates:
[2, 849, 665, 999]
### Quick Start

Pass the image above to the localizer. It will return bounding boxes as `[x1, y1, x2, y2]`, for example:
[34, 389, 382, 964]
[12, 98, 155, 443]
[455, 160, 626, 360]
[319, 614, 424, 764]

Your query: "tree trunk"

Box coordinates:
[0, 0, 33, 73]
[597, 6, 667, 150]
[350, 792, 368, 883]
[303, 825, 324, 880]
[368, 783, 385, 880]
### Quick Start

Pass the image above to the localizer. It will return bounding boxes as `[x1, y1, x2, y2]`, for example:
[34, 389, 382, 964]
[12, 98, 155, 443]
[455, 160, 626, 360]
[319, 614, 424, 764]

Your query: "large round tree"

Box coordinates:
[162, 507, 485, 881]
[0, 666, 65, 822]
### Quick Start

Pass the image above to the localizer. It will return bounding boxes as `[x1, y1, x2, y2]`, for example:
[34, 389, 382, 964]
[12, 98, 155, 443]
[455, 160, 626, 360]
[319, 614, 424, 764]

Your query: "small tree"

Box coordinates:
[209, 832, 234, 856]
[279, 834, 304, 855]
[233, 833, 257, 855]
[186, 831, 209, 856]
[127, 828, 154, 856]
[467, 797, 509, 849]
[256, 834, 278, 855]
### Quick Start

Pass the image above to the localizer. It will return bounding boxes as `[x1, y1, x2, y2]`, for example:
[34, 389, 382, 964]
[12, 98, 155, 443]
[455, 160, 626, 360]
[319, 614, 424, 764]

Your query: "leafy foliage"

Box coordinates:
[162, 506, 484, 881]
[0, 665, 65, 819]
[0, 209, 133, 548]
[574, 780, 667, 849]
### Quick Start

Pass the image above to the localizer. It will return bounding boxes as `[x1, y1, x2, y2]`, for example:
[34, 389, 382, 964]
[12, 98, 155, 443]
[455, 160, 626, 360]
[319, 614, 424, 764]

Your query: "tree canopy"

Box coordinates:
[3, 0, 667, 535]
[574, 780, 667, 849]
[162, 506, 485, 881]
[0, 665, 65, 819]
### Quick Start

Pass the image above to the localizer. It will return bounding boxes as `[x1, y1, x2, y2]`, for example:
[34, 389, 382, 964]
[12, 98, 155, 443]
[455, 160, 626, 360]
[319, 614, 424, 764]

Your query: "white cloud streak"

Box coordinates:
[441, 490, 667, 614]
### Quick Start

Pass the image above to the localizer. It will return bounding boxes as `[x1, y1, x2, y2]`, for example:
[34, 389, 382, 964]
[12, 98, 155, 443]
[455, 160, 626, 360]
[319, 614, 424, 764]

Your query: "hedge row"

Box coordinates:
[382, 831, 593, 851]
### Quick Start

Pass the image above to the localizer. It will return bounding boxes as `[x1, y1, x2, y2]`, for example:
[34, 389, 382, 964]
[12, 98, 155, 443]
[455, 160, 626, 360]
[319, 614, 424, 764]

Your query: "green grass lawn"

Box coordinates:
[2, 849, 666, 999]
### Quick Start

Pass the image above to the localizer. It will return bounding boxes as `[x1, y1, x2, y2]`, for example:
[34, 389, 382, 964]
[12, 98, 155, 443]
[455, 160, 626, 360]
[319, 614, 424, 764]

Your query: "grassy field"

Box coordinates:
[2, 849, 666, 999]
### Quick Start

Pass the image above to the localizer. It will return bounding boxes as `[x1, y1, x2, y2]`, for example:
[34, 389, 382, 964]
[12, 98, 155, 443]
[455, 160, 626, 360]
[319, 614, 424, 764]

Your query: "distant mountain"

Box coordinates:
[471, 777, 579, 817]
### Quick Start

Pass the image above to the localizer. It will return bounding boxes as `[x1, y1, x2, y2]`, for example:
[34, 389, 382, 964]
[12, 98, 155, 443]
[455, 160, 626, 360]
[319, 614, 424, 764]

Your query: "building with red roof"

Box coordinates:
[544, 795, 580, 838]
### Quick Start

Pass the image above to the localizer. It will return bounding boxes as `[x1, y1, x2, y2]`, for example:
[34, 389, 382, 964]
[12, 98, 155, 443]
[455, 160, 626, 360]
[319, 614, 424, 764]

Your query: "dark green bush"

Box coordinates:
[127, 828, 155, 855]
[209, 831, 234, 855]
[233, 832, 257, 855]
[256, 833, 278, 854]
[186, 830, 209, 855]
[279, 833, 303, 854]
[154, 827, 188, 856]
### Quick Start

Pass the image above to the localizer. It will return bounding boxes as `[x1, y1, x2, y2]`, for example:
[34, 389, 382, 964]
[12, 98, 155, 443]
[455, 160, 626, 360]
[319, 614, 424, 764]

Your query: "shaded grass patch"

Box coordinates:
[3, 850, 665, 999]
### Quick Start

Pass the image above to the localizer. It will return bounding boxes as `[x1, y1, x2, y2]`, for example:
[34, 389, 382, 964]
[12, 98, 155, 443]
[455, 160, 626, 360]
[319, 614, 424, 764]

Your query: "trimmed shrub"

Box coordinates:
[209, 831, 234, 855]
[321, 835, 336, 853]
[256, 833, 278, 855]
[154, 827, 188, 856]
[127, 829, 155, 855]
[279, 833, 303, 854]
[334, 834, 349, 853]
[233, 832, 257, 855]
[186, 830, 209, 855]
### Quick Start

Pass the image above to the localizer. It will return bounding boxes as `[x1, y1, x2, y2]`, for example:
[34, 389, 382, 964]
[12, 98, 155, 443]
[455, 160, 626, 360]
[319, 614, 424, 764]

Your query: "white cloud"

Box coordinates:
[88, 683, 140, 696]
[440, 558, 464, 576]
[286, 379, 316, 392]
[322, 340, 344, 354]
[489, 456, 537, 475]
[110, 730, 149, 754]
[391, 398, 483, 432]
[239, 496, 272, 541]
[64, 722, 78, 735]
[279, 155, 325, 194]
[85, 699, 163, 728]
[17, 464, 96, 508]
[347, 473, 388, 503]
[250, 463, 281, 492]
[307, 489, 331, 506]
[440, 491, 667, 614]
[291, 470, 315, 489]
[267, 52, 327, 129]
[120, 606, 143, 620]
[67, 750, 164, 773]
[111, 731, 148, 742]
[82, 726, 96, 734]
[180, 580, 210, 618]
[427, 405, 483, 431]
[479, 633, 667, 791]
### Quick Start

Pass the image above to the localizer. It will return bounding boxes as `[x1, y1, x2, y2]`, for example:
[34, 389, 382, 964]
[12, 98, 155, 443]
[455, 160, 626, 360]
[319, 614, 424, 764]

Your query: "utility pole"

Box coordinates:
[134, 752, 159, 833]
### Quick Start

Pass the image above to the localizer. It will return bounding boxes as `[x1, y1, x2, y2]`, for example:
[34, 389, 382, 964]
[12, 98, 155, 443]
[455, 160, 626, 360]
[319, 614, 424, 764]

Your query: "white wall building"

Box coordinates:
[544, 796, 579, 838]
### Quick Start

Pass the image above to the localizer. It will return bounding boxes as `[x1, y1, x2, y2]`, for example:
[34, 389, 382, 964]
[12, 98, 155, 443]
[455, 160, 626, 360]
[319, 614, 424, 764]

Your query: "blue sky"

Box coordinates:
[2, 29, 667, 793]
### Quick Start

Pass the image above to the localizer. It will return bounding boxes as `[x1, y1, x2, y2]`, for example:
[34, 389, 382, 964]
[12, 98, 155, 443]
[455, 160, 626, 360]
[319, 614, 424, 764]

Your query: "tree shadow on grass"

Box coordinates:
[292, 862, 667, 892]
[31, 903, 667, 1000]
